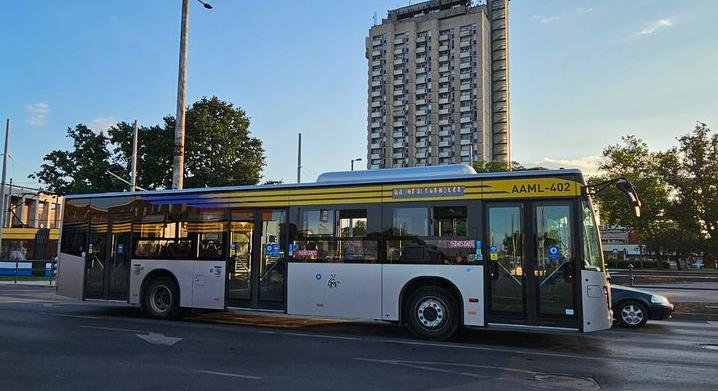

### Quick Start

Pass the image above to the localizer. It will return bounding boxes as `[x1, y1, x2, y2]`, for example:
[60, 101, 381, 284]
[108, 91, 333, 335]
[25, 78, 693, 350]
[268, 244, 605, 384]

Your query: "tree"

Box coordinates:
[181, 96, 265, 187]
[472, 160, 546, 173]
[35, 96, 267, 195]
[30, 124, 124, 195]
[108, 122, 173, 190]
[590, 135, 699, 266]
[656, 122, 718, 264]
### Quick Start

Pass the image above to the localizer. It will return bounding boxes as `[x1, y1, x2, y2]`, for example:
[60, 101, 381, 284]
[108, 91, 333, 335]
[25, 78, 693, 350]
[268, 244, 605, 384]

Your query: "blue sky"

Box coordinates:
[1, 0, 717, 188]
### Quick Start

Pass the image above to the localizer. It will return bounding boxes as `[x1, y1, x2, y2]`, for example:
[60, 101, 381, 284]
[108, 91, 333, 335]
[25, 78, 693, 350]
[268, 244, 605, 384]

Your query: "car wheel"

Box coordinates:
[406, 286, 459, 341]
[143, 277, 179, 319]
[616, 300, 648, 328]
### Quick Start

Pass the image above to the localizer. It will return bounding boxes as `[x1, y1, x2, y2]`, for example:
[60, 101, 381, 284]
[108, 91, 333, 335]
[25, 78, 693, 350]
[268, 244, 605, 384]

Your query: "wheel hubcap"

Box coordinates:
[150, 285, 172, 314]
[417, 297, 447, 329]
[621, 304, 644, 325]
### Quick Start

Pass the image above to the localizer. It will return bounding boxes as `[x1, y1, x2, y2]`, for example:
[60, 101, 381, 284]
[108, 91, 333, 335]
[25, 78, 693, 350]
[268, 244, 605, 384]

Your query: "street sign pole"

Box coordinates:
[0, 119, 10, 259]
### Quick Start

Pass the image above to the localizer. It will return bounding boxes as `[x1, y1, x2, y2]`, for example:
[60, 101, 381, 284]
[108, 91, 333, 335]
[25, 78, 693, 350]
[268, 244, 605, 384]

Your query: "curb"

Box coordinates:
[0, 281, 55, 287]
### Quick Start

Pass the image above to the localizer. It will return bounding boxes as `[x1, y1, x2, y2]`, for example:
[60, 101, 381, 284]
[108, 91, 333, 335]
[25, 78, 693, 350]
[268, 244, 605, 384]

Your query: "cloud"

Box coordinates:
[88, 116, 117, 133]
[532, 15, 560, 24]
[534, 156, 602, 176]
[26, 102, 50, 126]
[638, 17, 676, 35]
[576, 7, 594, 14]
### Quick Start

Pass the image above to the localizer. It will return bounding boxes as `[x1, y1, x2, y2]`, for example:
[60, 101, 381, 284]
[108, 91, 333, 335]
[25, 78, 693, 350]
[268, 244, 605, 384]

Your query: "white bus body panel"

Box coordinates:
[581, 269, 612, 332]
[382, 264, 484, 327]
[287, 263, 382, 319]
[192, 261, 226, 309]
[129, 259, 225, 310]
[287, 263, 484, 327]
[56, 253, 85, 300]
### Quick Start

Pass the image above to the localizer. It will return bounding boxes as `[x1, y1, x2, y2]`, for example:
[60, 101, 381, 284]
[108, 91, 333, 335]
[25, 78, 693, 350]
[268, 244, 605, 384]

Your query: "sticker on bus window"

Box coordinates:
[548, 246, 561, 261]
[565, 308, 574, 316]
[449, 240, 474, 248]
[489, 246, 498, 261]
[265, 243, 280, 257]
[475, 241, 483, 261]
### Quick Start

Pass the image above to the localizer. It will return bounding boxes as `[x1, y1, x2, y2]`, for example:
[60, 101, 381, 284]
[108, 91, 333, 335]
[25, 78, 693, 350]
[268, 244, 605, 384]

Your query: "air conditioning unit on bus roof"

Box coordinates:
[316, 164, 477, 183]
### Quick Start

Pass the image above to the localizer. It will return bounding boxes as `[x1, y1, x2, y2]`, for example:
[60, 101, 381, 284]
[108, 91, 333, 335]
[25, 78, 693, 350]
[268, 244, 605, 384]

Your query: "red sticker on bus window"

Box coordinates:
[449, 240, 475, 249]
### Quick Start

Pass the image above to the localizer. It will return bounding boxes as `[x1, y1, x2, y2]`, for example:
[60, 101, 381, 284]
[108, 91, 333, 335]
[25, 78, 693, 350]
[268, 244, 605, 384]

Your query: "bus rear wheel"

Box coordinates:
[406, 286, 459, 341]
[143, 277, 179, 319]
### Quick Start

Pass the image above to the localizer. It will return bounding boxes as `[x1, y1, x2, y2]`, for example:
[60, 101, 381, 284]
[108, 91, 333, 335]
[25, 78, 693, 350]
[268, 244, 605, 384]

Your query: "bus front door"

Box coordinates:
[485, 201, 578, 329]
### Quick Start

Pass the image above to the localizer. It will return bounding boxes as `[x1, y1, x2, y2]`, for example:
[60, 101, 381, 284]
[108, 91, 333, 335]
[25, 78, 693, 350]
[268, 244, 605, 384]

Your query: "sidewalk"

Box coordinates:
[0, 279, 55, 287]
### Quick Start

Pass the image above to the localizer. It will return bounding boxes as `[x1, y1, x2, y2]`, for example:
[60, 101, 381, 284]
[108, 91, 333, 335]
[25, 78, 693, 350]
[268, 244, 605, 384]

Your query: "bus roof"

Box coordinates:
[64, 164, 584, 200]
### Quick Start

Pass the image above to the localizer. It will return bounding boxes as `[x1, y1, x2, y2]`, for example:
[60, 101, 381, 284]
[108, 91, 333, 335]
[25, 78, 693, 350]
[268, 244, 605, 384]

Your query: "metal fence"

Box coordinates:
[0, 259, 56, 285]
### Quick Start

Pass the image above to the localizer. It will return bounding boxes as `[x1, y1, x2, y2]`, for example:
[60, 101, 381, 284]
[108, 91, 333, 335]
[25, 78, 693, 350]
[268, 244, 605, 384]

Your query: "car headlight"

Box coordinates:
[650, 295, 669, 304]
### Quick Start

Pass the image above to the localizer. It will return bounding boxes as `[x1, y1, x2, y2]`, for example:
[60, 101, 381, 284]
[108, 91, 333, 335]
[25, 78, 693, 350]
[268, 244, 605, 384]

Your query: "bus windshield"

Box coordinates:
[582, 199, 604, 272]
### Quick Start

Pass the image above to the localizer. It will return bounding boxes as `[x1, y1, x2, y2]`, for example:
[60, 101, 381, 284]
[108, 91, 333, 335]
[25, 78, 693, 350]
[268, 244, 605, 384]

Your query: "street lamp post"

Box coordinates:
[351, 158, 363, 171]
[172, 0, 212, 190]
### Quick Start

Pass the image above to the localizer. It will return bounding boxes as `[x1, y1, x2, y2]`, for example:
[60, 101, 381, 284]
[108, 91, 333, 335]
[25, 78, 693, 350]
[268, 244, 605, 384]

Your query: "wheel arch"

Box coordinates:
[399, 276, 464, 325]
[140, 269, 181, 309]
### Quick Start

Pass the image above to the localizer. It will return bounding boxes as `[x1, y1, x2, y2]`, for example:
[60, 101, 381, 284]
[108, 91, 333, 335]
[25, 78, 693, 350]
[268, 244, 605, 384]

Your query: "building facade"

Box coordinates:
[0, 184, 61, 265]
[366, 0, 510, 169]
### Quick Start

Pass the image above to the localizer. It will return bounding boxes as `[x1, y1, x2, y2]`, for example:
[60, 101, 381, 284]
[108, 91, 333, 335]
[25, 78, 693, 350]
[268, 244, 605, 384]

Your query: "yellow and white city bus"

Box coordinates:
[56, 165, 640, 340]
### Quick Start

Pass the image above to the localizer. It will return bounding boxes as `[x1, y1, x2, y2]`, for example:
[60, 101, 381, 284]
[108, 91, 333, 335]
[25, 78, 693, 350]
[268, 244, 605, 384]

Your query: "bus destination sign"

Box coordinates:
[392, 185, 465, 199]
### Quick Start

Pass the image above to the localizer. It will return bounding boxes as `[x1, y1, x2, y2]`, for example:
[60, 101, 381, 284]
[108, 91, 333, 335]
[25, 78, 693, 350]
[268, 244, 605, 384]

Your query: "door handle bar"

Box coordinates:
[496, 261, 522, 286]
[539, 260, 569, 287]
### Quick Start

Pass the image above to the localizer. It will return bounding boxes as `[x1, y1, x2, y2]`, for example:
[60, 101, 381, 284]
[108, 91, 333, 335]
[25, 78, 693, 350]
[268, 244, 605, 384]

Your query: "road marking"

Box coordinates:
[356, 358, 600, 389]
[356, 358, 487, 379]
[43, 312, 102, 320]
[194, 370, 261, 380]
[135, 332, 183, 346]
[80, 325, 146, 333]
[260, 330, 362, 341]
[357, 357, 538, 376]
[80, 325, 183, 346]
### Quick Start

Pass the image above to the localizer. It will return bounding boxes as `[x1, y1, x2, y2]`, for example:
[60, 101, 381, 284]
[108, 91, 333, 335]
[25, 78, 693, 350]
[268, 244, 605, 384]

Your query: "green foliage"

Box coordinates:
[656, 122, 718, 261]
[183, 97, 265, 187]
[32, 96, 266, 194]
[592, 124, 717, 264]
[472, 160, 546, 173]
[108, 122, 173, 190]
[29, 124, 125, 194]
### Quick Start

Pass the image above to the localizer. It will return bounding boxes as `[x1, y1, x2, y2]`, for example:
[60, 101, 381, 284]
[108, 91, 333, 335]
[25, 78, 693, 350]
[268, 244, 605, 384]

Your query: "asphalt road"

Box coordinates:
[2, 285, 718, 391]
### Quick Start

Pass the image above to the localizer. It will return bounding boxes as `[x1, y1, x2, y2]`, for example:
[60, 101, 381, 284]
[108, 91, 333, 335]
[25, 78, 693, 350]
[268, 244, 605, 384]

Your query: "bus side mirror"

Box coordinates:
[615, 180, 641, 218]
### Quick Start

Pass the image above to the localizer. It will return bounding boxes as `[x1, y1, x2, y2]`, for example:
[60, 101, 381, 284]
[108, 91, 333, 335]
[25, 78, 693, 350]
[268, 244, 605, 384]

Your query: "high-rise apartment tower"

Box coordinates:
[366, 0, 510, 169]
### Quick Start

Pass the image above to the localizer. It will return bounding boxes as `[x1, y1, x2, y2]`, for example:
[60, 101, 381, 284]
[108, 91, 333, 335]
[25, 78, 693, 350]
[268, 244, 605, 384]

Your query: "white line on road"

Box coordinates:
[260, 330, 362, 341]
[42, 312, 102, 320]
[194, 370, 261, 380]
[355, 358, 490, 379]
[80, 325, 146, 333]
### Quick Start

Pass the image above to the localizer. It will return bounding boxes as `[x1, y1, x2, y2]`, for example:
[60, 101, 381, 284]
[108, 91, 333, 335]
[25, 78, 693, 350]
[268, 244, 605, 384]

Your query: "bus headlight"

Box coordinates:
[650, 295, 669, 305]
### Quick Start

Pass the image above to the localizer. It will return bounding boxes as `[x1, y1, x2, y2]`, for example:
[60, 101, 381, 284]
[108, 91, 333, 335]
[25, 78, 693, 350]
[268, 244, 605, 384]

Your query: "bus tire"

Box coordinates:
[406, 286, 459, 341]
[143, 276, 179, 319]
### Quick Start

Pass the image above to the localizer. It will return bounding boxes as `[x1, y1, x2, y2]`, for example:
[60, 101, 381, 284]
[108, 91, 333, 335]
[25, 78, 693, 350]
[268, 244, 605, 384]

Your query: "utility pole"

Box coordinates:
[297, 132, 302, 183]
[130, 120, 139, 192]
[172, 0, 190, 190]
[0, 119, 9, 256]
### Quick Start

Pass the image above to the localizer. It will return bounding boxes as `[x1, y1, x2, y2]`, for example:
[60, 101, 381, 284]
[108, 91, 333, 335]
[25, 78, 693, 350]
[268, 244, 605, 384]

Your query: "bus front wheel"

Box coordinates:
[406, 286, 459, 341]
[143, 276, 179, 319]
